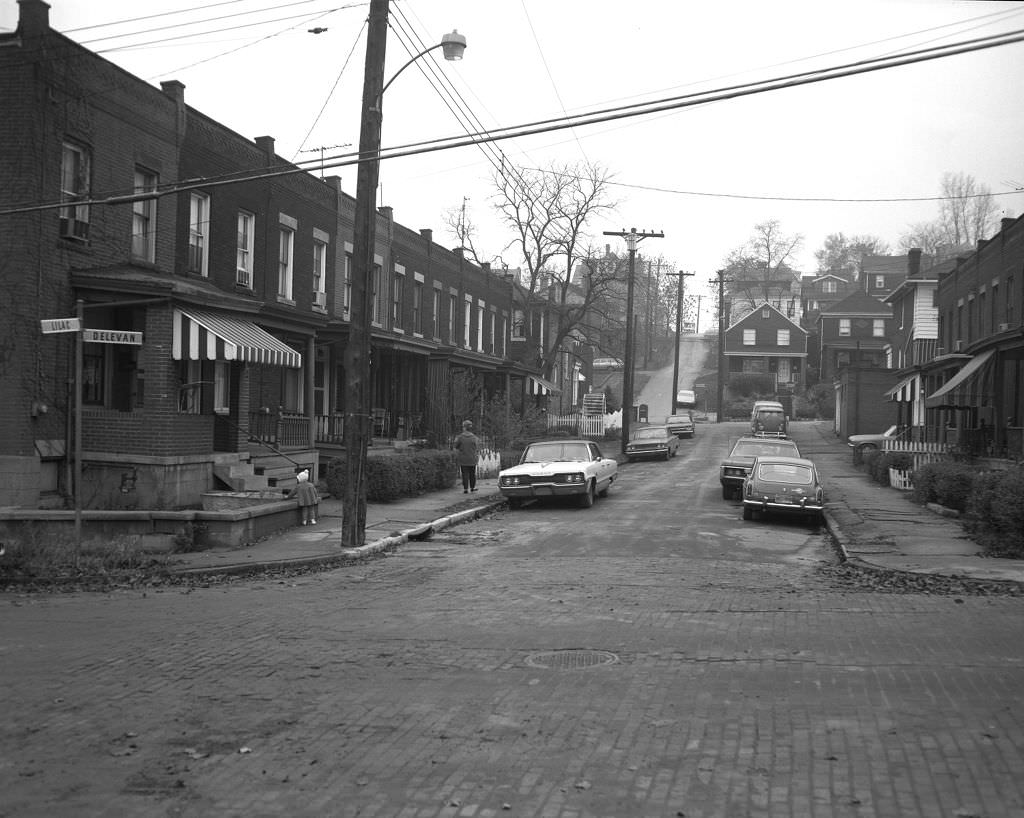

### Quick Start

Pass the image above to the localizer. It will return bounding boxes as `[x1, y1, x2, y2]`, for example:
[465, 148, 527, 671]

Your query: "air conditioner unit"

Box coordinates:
[998, 322, 1012, 332]
[236, 269, 252, 287]
[953, 340, 964, 353]
[313, 291, 327, 309]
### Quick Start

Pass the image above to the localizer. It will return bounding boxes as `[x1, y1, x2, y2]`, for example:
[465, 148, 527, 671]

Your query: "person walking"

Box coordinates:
[288, 468, 320, 525]
[454, 419, 480, 493]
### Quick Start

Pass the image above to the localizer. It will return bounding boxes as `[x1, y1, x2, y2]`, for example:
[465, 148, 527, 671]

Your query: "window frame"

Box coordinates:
[777, 329, 790, 346]
[839, 318, 851, 336]
[60, 141, 91, 241]
[277, 222, 295, 301]
[743, 328, 756, 346]
[131, 167, 158, 263]
[188, 192, 210, 276]
[236, 210, 255, 287]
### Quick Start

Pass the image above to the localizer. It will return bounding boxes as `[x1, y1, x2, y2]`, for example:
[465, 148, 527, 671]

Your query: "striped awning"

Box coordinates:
[925, 349, 994, 409]
[527, 375, 561, 396]
[172, 308, 302, 369]
[885, 374, 918, 402]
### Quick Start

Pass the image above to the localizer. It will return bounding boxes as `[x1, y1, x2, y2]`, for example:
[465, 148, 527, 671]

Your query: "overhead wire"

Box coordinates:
[3, 22, 1024, 216]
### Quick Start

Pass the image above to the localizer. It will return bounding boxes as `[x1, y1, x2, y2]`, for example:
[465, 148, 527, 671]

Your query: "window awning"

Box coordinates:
[172, 308, 302, 369]
[924, 349, 994, 409]
[885, 374, 918, 402]
[526, 375, 561, 396]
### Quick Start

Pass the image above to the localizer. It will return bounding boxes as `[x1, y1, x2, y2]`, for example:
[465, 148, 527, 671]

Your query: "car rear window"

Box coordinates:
[756, 463, 813, 484]
[732, 441, 799, 457]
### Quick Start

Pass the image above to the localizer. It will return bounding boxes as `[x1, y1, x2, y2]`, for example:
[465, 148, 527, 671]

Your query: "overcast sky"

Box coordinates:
[6, 0, 1024, 313]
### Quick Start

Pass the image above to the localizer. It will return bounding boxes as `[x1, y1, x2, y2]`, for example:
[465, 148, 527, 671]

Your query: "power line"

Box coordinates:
[4, 24, 1023, 216]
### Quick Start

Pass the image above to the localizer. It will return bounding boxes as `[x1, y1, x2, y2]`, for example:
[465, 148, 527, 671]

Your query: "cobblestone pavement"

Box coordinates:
[3, 425, 1024, 817]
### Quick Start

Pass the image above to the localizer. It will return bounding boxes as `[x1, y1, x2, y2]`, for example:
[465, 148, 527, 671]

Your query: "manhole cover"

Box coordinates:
[524, 649, 619, 670]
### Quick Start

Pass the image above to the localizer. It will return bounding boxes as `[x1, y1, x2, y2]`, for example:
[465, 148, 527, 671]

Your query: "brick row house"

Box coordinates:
[0, 0, 551, 509]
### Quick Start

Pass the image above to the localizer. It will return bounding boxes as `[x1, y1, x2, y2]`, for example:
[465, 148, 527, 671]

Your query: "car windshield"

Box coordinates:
[732, 440, 799, 458]
[522, 443, 592, 463]
[632, 428, 666, 440]
[756, 462, 813, 484]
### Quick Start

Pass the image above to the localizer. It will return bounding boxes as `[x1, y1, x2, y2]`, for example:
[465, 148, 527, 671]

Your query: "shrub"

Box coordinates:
[966, 466, 1024, 557]
[911, 462, 941, 505]
[933, 462, 977, 512]
[861, 448, 884, 482]
[324, 450, 457, 503]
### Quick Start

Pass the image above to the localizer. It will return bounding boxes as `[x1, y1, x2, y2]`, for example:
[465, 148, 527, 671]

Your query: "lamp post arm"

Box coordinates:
[380, 42, 444, 99]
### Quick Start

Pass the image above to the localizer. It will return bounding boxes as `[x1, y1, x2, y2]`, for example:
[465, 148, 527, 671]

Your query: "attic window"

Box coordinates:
[762, 307, 770, 319]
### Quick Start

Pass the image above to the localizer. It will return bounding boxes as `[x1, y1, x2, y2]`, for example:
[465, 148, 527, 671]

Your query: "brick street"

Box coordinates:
[3, 425, 1023, 817]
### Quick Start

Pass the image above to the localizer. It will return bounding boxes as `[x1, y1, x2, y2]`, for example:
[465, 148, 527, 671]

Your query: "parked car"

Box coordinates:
[847, 424, 904, 455]
[626, 425, 680, 461]
[592, 357, 623, 370]
[719, 436, 801, 499]
[742, 455, 825, 524]
[751, 404, 788, 438]
[498, 439, 617, 510]
[665, 412, 695, 439]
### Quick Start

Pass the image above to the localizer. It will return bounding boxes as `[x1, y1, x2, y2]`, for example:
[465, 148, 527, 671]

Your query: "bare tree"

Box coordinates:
[723, 220, 803, 316]
[441, 198, 486, 266]
[492, 160, 619, 374]
[899, 172, 998, 259]
[814, 232, 889, 278]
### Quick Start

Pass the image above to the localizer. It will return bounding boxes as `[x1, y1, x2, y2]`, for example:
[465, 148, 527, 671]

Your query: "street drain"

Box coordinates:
[525, 649, 619, 670]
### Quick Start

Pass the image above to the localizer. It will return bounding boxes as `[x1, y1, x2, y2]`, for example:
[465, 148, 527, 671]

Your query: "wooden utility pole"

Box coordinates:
[667, 271, 694, 414]
[603, 228, 664, 456]
[711, 271, 730, 423]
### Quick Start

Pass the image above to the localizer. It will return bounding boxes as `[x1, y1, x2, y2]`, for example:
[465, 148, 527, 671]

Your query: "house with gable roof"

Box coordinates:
[723, 302, 808, 393]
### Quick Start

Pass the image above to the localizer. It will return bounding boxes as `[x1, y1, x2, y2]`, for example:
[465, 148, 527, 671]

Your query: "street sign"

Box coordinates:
[40, 317, 81, 334]
[84, 328, 143, 345]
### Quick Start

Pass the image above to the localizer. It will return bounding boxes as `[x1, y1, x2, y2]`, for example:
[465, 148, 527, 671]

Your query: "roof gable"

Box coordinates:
[727, 301, 808, 334]
[820, 290, 892, 316]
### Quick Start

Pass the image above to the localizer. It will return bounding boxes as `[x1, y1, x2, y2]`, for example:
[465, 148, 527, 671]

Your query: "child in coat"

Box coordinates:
[289, 469, 320, 525]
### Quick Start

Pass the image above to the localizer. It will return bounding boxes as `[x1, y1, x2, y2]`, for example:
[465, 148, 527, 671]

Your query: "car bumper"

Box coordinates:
[627, 448, 670, 459]
[499, 483, 589, 499]
[743, 498, 824, 516]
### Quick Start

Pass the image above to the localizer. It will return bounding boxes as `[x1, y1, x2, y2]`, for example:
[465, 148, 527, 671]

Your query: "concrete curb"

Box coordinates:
[170, 497, 507, 579]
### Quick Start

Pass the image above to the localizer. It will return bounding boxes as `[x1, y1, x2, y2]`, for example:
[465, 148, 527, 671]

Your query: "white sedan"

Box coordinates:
[498, 439, 618, 510]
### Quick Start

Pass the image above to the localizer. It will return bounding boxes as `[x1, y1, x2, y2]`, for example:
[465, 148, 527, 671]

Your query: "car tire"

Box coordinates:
[859, 443, 878, 454]
[742, 505, 753, 521]
[507, 497, 523, 510]
[579, 481, 595, 508]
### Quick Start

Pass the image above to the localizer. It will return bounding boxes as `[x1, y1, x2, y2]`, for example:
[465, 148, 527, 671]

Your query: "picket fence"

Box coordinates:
[545, 410, 623, 437]
[883, 440, 952, 472]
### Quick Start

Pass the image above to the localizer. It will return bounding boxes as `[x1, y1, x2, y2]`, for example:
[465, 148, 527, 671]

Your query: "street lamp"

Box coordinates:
[342, 0, 466, 549]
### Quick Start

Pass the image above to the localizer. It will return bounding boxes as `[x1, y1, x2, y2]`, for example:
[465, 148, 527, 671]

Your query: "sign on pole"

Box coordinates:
[40, 317, 81, 334]
[83, 329, 143, 345]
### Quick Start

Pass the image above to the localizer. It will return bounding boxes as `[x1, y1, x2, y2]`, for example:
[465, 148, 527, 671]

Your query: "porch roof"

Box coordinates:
[885, 374, 919, 402]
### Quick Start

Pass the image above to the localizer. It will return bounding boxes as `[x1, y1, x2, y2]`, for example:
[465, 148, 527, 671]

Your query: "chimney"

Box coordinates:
[254, 136, 275, 165]
[420, 228, 433, 244]
[160, 80, 187, 141]
[481, 262, 491, 273]
[17, 0, 50, 37]
[378, 205, 393, 223]
[908, 248, 922, 276]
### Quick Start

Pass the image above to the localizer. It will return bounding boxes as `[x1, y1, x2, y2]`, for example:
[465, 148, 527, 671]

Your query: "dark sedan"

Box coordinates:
[626, 425, 680, 462]
[719, 436, 801, 500]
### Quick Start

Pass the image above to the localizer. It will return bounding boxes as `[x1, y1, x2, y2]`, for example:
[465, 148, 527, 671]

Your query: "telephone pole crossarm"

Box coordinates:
[602, 229, 665, 455]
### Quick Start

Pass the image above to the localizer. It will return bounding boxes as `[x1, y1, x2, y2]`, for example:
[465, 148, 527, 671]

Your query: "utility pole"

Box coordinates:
[603, 228, 664, 456]
[342, 0, 389, 549]
[667, 270, 694, 413]
[710, 270, 730, 423]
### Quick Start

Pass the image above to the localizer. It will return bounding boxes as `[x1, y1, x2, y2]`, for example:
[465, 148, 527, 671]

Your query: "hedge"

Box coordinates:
[324, 450, 458, 503]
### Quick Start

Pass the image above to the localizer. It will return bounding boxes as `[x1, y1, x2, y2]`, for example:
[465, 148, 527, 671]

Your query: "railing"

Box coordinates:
[315, 414, 344, 445]
[247, 410, 311, 448]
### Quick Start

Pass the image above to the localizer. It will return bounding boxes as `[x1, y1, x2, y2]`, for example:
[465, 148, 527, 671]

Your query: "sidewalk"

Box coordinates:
[789, 421, 1024, 585]
[166, 424, 1024, 587]
[165, 478, 507, 577]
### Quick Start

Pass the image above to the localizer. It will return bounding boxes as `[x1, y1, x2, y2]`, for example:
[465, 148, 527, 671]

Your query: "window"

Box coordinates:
[312, 235, 328, 307]
[463, 296, 472, 348]
[432, 287, 441, 338]
[178, 360, 202, 414]
[496, 314, 505, 356]
[448, 294, 457, 342]
[343, 244, 353, 317]
[777, 329, 790, 346]
[488, 309, 496, 353]
[237, 211, 254, 287]
[277, 225, 294, 300]
[412, 280, 423, 334]
[839, 318, 851, 336]
[1008, 276, 1015, 327]
[743, 329, 756, 345]
[822, 280, 837, 294]
[874, 275, 885, 290]
[873, 319, 885, 337]
[372, 264, 383, 324]
[82, 347, 106, 405]
[60, 141, 91, 240]
[188, 192, 210, 275]
[131, 168, 158, 262]
[512, 308, 525, 339]
[391, 271, 404, 328]
[477, 301, 485, 351]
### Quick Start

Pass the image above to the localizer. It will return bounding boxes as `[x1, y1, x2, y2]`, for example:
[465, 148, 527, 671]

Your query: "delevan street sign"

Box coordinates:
[84, 328, 143, 345]
[40, 317, 81, 333]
